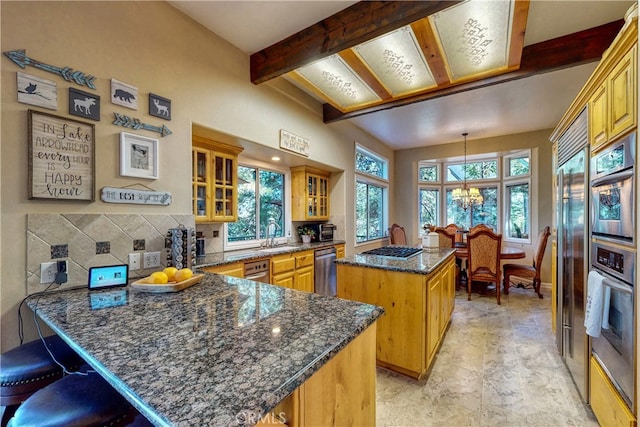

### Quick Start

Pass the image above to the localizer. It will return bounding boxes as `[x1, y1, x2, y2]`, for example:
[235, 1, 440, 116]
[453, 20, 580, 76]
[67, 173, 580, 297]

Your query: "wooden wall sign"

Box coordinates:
[28, 110, 95, 201]
[101, 187, 172, 205]
[280, 129, 309, 157]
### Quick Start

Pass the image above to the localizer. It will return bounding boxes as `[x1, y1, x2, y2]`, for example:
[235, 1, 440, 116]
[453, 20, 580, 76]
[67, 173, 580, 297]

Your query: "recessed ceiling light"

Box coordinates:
[271, 156, 280, 161]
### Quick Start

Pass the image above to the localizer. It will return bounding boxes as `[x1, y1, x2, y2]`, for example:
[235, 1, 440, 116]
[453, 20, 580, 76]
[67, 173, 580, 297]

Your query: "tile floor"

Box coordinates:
[376, 286, 599, 426]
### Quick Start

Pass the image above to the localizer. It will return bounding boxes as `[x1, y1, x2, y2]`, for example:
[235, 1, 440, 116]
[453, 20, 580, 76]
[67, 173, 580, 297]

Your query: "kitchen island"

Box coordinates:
[26, 273, 382, 426]
[336, 247, 456, 379]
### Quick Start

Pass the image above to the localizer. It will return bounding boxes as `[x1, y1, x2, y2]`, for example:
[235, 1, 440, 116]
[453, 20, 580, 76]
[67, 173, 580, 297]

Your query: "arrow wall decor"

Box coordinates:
[4, 49, 96, 90]
[113, 113, 172, 137]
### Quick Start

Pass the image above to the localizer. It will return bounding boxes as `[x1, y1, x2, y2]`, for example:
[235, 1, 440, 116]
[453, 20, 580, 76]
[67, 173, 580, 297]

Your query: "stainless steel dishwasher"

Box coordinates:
[315, 247, 336, 296]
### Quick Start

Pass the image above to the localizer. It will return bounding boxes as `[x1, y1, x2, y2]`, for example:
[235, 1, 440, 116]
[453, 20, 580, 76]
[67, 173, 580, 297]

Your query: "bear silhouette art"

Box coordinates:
[114, 89, 135, 103]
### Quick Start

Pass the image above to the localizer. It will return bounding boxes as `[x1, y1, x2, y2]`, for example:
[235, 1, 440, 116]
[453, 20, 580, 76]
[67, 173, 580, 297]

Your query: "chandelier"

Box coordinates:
[452, 132, 484, 210]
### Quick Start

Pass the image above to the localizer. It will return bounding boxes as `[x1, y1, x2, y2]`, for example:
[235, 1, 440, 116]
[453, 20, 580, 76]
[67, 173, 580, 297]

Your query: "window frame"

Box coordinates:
[445, 158, 500, 183]
[418, 185, 440, 233]
[355, 144, 389, 245]
[444, 184, 500, 231]
[503, 150, 531, 179]
[503, 178, 531, 244]
[224, 159, 291, 251]
[418, 161, 440, 184]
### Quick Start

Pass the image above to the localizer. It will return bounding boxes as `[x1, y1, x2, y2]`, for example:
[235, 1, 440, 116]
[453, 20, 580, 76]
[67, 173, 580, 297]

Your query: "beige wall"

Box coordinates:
[394, 129, 555, 282]
[0, 1, 393, 351]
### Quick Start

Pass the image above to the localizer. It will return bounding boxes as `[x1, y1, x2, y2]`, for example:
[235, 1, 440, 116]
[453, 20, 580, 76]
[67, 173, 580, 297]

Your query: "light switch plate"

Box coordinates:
[129, 253, 141, 270]
[40, 262, 57, 284]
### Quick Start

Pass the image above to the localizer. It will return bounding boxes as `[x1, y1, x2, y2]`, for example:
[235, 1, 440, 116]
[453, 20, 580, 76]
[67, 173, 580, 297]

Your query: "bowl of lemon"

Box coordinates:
[131, 267, 203, 292]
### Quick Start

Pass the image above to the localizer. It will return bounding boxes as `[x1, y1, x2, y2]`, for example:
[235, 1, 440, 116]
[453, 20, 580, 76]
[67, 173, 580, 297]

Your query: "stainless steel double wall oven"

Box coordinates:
[589, 131, 636, 412]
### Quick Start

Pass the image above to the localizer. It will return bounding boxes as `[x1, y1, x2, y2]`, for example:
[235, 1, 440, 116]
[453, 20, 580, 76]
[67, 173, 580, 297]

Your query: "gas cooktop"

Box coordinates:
[361, 246, 423, 259]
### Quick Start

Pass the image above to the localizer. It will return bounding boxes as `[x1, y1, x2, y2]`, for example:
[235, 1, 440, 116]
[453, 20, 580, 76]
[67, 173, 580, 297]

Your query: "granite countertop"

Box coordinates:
[336, 247, 456, 275]
[194, 240, 345, 269]
[27, 273, 382, 427]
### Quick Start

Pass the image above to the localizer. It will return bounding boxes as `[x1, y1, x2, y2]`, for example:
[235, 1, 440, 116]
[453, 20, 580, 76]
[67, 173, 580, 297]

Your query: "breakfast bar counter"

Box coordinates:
[26, 273, 383, 426]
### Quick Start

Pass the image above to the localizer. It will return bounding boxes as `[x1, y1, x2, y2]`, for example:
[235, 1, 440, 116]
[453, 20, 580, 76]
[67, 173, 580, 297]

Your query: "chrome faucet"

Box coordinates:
[265, 218, 279, 248]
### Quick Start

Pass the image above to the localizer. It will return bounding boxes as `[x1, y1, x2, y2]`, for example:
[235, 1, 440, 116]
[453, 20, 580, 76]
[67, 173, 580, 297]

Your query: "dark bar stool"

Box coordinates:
[1, 335, 84, 425]
[7, 367, 153, 427]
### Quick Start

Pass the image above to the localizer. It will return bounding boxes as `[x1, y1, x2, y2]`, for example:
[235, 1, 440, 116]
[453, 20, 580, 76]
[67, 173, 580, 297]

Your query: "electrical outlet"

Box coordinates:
[144, 251, 161, 269]
[40, 262, 57, 284]
[129, 253, 141, 271]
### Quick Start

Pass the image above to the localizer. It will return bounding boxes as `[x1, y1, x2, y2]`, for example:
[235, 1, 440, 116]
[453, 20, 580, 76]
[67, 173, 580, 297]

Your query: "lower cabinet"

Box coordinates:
[335, 243, 345, 259]
[271, 250, 315, 292]
[257, 324, 377, 427]
[337, 255, 456, 379]
[590, 357, 636, 427]
[200, 262, 244, 278]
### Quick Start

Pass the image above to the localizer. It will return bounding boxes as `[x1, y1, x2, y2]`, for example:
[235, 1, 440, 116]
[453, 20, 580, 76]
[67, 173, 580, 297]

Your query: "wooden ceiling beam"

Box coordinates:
[323, 19, 625, 123]
[507, 0, 531, 67]
[250, 1, 461, 84]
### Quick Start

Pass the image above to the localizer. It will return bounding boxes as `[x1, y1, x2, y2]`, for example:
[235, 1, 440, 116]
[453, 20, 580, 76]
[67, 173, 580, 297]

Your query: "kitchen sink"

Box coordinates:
[259, 246, 298, 253]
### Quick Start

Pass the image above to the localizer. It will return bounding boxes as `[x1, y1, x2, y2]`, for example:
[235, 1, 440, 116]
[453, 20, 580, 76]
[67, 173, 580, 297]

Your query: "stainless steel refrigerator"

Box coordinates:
[556, 108, 589, 402]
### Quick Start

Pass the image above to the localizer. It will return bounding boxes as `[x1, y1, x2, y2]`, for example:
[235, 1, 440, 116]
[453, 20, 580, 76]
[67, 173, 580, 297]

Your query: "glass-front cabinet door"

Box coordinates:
[193, 148, 210, 221]
[192, 136, 243, 223]
[292, 166, 330, 221]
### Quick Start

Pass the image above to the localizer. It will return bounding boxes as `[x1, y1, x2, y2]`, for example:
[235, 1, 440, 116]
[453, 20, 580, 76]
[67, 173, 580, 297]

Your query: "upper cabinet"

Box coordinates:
[589, 45, 637, 151]
[550, 14, 637, 153]
[192, 135, 243, 223]
[291, 166, 330, 221]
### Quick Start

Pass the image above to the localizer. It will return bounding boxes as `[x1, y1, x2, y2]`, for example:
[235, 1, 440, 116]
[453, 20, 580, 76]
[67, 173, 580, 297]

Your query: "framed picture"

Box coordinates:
[111, 79, 138, 110]
[69, 88, 100, 121]
[120, 132, 158, 179]
[28, 110, 95, 201]
[18, 72, 57, 110]
[149, 93, 171, 120]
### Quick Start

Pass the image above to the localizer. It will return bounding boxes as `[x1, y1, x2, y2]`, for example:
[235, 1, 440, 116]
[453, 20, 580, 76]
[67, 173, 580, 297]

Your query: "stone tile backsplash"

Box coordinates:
[27, 214, 195, 294]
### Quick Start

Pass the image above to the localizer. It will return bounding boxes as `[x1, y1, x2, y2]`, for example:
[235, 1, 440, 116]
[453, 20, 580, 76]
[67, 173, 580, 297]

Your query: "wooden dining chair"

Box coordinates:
[467, 228, 502, 304]
[444, 224, 463, 244]
[434, 227, 455, 247]
[388, 223, 407, 245]
[469, 223, 493, 233]
[503, 226, 551, 299]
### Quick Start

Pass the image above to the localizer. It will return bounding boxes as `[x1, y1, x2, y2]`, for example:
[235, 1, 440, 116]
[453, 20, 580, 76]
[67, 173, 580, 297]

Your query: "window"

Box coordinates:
[418, 162, 439, 182]
[504, 150, 531, 242]
[226, 164, 286, 248]
[419, 148, 534, 240]
[447, 160, 498, 182]
[446, 186, 498, 230]
[419, 187, 439, 229]
[505, 182, 530, 240]
[505, 152, 530, 177]
[355, 145, 388, 243]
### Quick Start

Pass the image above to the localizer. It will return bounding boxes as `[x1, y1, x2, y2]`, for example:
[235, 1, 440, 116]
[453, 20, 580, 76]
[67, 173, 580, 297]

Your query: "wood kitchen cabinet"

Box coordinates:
[335, 243, 345, 259]
[589, 46, 637, 151]
[257, 324, 377, 427]
[552, 17, 636, 154]
[590, 357, 635, 427]
[291, 166, 330, 221]
[271, 250, 314, 292]
[192, 135, 243, 223]
[337, 254, 456, 379]
[200, 262, 245, 278]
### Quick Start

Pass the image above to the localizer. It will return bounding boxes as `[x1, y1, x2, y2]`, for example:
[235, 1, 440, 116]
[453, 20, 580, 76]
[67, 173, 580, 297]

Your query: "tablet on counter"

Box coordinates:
[88, 264, 129, 290]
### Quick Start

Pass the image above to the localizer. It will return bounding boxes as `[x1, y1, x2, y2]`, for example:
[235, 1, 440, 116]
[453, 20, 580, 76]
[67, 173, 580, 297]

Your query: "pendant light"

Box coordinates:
[451, 132, 484, 210]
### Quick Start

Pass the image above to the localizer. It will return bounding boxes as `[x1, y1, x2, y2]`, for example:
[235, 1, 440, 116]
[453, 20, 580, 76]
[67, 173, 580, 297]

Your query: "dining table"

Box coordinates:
[453, 244, 526, 289]
[454, 244, 527, 260]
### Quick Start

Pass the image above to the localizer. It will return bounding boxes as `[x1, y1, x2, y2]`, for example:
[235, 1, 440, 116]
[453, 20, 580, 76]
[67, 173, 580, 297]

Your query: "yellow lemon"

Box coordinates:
[149, 271, 168, 284]
[163, 267, 178, 281]
[174, 268, 193, 283]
